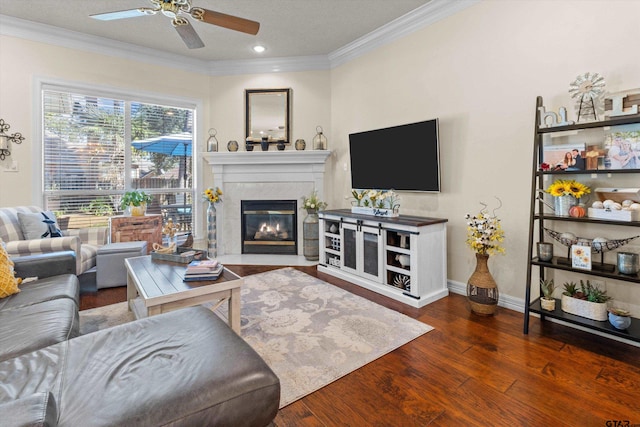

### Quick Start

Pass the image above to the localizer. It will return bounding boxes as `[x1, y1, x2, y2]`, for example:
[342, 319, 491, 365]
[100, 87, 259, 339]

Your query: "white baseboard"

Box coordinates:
[447, 279, 639, 348]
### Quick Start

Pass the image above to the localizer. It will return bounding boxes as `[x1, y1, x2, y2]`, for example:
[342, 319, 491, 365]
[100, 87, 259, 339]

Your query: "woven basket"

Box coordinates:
[561, 294, 607, 321]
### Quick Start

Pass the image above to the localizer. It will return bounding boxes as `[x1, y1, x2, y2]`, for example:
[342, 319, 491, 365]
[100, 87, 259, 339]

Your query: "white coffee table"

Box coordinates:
[125, 255, 243, 334]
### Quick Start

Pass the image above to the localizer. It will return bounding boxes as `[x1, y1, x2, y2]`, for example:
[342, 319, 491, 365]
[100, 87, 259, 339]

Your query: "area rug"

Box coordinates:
[79, 267, 433, 408]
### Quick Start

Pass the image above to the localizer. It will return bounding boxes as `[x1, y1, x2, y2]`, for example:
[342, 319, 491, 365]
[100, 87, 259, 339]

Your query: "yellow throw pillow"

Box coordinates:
[0, 239, 20, 298]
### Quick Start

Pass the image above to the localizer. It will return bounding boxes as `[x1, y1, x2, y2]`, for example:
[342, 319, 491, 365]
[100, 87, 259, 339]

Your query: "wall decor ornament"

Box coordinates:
[537, 105, 574, 128]
[206, 128, 218, 152]
[605, 91, 640, 117]
[0, 119, 25, 161]
[569, 72, 606, 122]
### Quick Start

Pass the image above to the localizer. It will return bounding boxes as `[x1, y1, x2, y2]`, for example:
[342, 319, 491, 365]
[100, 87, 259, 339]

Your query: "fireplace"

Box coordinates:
[241, 200, 298, 255]
[203, 151, 331, 255]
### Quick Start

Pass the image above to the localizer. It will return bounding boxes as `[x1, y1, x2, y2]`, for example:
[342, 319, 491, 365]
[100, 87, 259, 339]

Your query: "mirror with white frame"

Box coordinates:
[245, 88, 290, 144]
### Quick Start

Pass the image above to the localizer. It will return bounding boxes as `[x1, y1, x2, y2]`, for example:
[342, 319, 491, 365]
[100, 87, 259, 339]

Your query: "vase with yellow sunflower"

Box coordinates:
[203, 187, 223, 257]
[545, 179, 590, 217]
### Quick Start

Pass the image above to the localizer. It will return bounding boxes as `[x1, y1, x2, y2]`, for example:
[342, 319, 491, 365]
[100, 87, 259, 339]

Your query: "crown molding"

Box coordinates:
[209, 55, 330, 76]
[328, 0, 480, 67]
[0, 14, 211, 74]
[0, 1, 479, 76]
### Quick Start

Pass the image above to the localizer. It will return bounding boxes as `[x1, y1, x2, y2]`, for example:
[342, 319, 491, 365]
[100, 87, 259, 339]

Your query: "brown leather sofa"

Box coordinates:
[0, 254, 280, 426]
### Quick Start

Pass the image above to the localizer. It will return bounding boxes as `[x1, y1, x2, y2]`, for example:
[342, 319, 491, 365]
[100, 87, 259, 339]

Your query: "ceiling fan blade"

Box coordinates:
[90, 8, 152, 21]
[194, 8, 260, 35]
[174, 20, 205, 49]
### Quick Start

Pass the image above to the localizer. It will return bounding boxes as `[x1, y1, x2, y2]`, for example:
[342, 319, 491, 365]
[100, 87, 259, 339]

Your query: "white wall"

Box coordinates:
[208, 71, 331, 150]
[329, 0, 640, 304]
[2, 0, 640, 307]
[0, 35, 211, 208]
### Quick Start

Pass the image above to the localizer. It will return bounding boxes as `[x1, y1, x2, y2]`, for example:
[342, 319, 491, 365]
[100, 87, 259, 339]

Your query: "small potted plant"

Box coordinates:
[561, 279, 611, 321]
[540, 279, 556, 311]
[608, 307, 632, 330]
[120, 190, 152, 216]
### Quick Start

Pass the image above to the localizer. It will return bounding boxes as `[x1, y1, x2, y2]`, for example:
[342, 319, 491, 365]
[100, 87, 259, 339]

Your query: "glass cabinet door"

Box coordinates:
[362, 230, 379, 277]
[340, 222, 382, 281]
[342, 225, 357, 272]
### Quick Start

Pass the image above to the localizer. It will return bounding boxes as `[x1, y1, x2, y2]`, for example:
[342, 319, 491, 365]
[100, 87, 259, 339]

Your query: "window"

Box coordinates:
[42, 86, 195, 231]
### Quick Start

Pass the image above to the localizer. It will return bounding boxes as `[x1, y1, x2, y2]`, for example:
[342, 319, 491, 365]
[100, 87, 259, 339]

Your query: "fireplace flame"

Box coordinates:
[260, 222, 281, 236]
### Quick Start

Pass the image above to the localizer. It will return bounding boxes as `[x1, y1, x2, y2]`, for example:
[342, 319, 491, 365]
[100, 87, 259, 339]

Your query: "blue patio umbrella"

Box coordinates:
[132, 133, 193, 184]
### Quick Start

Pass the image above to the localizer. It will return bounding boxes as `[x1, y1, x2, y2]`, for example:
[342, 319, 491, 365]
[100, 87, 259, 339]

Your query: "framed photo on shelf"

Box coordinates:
[571, 244, 592, 270]
[543, 143, 586, 171]
[603, 128, 640, 170]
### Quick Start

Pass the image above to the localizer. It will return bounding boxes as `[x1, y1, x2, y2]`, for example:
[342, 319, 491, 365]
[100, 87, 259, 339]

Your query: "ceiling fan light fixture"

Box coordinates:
[253, 45, 266, 53]
[90, 0, 260, 49]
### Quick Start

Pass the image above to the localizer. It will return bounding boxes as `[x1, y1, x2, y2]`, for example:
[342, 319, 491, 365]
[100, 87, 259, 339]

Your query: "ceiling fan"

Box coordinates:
[90, 0, 260, 49]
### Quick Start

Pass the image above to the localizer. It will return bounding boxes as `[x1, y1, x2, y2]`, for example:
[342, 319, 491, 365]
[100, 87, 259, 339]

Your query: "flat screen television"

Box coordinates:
[349, 118, 440, 192]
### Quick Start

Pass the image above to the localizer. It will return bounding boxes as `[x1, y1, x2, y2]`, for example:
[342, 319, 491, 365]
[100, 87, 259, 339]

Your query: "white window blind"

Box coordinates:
[42, 88, 195, 231]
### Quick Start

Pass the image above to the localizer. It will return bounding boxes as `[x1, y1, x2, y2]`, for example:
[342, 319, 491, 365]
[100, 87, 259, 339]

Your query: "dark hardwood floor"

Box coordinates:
[80, 265, 640, 426]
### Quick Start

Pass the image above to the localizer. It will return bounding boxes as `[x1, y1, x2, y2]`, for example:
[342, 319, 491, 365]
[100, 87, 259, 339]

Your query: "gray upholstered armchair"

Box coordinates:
[0, 206, 108, 276]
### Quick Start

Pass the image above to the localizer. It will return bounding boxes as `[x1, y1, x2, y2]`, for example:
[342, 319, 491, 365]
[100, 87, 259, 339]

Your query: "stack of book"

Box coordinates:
[183, 259, 223, 282]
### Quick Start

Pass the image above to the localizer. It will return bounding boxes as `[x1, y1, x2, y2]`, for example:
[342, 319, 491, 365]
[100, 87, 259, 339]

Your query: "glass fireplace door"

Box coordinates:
[241, 200, 297, 255]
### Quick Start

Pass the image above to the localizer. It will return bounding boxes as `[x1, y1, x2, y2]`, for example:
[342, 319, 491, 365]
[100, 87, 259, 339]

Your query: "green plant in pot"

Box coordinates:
[120, 190, 152, 216]
[540, 279, 556, 311]
[561, 280, 611, 321]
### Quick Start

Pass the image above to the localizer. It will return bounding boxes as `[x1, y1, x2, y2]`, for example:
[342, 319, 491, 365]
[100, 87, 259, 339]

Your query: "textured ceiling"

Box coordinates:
[0, 0, 432, 61]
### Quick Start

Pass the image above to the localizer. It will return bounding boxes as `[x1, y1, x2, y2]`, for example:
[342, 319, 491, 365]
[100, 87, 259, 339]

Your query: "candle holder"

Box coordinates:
[617, 252, 639, 275]
[537, 242, 553, 262]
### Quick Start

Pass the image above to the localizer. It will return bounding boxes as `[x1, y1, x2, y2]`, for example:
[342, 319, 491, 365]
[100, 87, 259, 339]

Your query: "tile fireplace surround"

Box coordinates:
[203, 151, 331, 256]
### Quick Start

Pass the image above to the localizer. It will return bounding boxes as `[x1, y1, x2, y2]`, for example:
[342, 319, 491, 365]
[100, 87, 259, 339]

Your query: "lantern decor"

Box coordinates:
[313, 125, 327, 150]
[206, 128, 218, 152]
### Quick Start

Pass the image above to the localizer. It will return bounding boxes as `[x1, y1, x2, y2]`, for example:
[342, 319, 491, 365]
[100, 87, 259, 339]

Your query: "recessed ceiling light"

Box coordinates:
[253, 45, 266, 53]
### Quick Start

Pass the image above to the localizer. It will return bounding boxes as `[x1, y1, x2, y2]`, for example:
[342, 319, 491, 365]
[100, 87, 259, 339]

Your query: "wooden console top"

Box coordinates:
[320, 209, 448, 228]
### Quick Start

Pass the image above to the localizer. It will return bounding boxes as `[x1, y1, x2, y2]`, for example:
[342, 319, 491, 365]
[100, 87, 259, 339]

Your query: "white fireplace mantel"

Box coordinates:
[203, 150, 331, 255]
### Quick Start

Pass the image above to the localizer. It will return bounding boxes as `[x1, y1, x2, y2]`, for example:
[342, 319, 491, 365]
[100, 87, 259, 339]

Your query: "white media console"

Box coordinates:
[318, 209, 448, 308]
